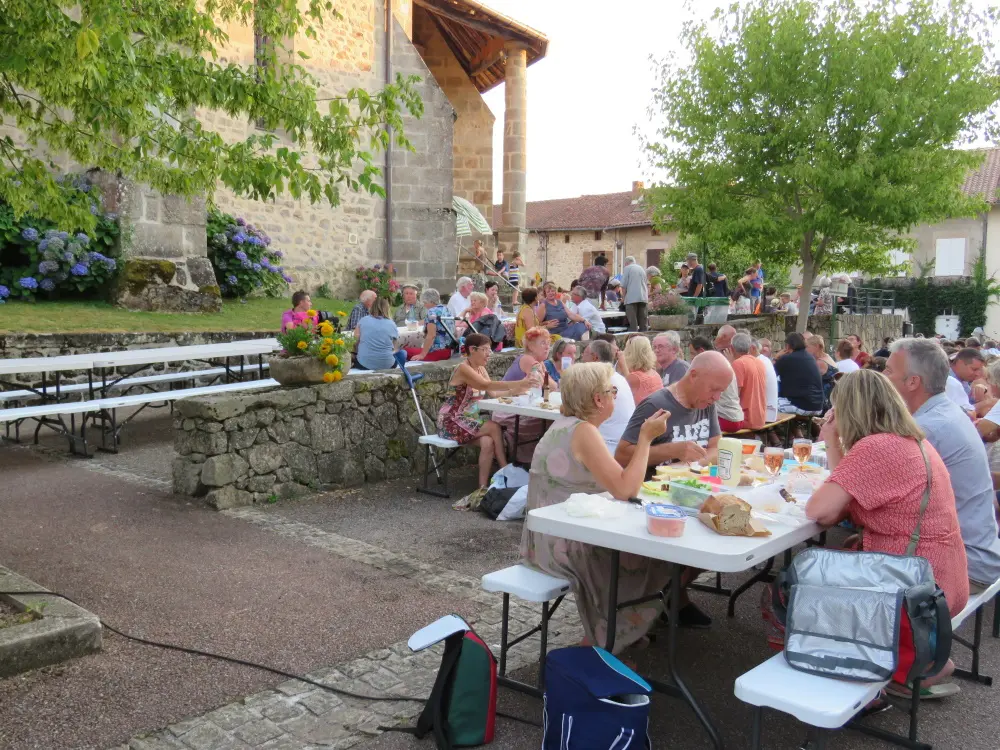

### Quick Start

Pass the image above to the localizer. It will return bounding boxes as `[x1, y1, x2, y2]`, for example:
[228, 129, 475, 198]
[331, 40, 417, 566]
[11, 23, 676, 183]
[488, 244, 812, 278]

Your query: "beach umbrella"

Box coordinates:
[453, 196, 492, 237]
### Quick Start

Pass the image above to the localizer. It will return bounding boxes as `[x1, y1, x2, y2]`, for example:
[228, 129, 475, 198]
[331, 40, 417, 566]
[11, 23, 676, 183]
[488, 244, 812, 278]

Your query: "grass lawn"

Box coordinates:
[0, 297, 353, 334]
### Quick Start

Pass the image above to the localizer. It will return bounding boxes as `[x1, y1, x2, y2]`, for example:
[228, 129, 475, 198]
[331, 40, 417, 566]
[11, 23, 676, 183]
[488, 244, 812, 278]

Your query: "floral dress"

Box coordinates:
[437, 376, 488, 445]
[520, 417, 672, 653]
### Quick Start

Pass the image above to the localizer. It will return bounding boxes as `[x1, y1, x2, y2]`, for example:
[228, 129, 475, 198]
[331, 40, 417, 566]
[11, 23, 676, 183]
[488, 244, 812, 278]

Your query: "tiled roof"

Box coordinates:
[492, 191, 653, 232]
[962, 148, 1000, 205]
[492, 148, 1000, 233]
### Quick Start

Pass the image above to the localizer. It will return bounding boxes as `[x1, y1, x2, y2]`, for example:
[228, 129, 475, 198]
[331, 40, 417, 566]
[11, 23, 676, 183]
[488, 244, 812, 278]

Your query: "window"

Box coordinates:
[888, 249, 910, 277]
[594, 230, 603, 241]
[564, 234, 570, 243]
[934, 238, 966, 276]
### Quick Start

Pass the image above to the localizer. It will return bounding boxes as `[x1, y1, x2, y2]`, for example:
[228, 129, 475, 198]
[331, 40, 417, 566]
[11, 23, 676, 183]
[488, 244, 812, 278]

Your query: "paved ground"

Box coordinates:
[2, 409, 1000, 750]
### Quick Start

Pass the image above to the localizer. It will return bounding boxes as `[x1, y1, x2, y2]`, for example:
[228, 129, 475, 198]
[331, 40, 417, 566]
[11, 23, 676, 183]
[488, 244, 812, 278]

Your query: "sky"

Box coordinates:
[478, 0, 998, 205]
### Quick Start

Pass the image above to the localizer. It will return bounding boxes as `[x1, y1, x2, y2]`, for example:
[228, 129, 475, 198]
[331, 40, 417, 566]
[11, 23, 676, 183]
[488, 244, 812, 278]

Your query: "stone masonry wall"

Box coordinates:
[172, 353, 514, 508]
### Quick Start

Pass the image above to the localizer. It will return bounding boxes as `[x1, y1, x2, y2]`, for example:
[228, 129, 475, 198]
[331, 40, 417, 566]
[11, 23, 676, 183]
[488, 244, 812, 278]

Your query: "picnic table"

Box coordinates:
[526, 477, 822, 750]
[479, 391, 562, 458]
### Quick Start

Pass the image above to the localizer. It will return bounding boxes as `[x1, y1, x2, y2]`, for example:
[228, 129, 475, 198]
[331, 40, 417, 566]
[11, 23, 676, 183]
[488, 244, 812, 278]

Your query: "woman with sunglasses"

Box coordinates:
[521, 362, 670, 653]
[436, 333, 540, 489]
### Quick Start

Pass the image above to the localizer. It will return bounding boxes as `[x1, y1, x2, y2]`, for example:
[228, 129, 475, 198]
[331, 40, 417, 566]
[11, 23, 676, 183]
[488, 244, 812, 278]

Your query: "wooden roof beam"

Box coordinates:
[413, 0, 541, 52]
[468, 35, 506, 77]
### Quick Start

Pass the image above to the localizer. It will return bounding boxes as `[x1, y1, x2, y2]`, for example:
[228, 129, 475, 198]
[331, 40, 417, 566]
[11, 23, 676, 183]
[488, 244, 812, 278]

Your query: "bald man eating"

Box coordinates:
[615, 351, 732, 468]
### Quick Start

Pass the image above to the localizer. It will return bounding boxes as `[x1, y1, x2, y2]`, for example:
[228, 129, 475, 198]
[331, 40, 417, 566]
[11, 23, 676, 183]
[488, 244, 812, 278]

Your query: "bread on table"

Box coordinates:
[698, 494, 770, 537]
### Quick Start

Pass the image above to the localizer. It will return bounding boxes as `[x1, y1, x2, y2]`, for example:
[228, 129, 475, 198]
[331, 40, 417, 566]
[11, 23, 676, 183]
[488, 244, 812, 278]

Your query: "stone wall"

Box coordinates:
[171, 353, 515, 508]
[0, 331, 273, 385]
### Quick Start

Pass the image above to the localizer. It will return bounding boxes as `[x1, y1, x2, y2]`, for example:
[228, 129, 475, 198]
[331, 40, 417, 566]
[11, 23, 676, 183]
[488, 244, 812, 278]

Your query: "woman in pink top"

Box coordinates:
[623, 336, 662, 405]
[807, 369, 968, 696]
[281, 290, 318, 332]
[461, 291, 493, 325]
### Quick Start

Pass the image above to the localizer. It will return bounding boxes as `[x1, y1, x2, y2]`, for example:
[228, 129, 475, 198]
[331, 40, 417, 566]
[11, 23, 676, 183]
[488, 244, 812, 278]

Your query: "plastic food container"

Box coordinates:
[667, 479, 716, 508]
[646, 504, 687, 537]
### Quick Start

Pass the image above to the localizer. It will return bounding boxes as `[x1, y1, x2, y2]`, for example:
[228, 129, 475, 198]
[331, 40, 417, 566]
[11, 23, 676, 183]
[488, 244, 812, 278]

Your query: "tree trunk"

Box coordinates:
[797, 255, 816, 334]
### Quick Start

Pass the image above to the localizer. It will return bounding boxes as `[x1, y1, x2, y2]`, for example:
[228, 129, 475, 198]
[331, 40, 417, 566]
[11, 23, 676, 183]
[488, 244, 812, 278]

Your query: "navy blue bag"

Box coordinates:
[543, 647, 652, 750]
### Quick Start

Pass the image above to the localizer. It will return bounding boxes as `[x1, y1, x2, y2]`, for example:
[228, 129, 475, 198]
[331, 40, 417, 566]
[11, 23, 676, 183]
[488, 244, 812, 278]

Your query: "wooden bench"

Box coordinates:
[949, 576, 1000, 685]
[723, 413, 797, 447]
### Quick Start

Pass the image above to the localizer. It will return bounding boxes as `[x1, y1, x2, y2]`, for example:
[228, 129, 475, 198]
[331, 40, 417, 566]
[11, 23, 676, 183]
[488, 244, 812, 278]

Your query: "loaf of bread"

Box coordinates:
[698, 494, 771, 537]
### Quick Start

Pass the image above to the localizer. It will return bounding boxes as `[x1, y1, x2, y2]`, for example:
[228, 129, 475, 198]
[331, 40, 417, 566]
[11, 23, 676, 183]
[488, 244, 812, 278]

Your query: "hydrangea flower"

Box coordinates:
[58, 231, 69, 240]
[18, 277, 38, 290]
[77, 182, 91, 193]
[89, 203, 99, 215]
[103, 259, 116, 271]
[232, 233, 247, 244]
[282, 273, 294, 283]
[241, 259, 252, 269]
[88, 251, 107, 263]
[22, 227, 38, 241]
[212, 232, 227, 247]
[227, 274, 237, 285]
[38, 239, 50, 252]
[104, 213, 117, 222]
[236, 217, 246, 226]
[70, 263, 89, 276]
[248, 236, 262, 246]
[63, 251, 75, 262]
[38, 260, 59, 274]
[254, 279, 263, 287]
[220, 285, 228, 294]
[39, 278, 56, 292]
[55, 271, 68, 282]
[235, 250, 247, 261]
[0, 285, 9, 298]
[273, 250, 283, 258]
[66, 241, 81, 254]
[47, 237, 65, 252]
[260, 258, 270, 268]
[76, 233, 90, 246]
[252, 263, 262, 272]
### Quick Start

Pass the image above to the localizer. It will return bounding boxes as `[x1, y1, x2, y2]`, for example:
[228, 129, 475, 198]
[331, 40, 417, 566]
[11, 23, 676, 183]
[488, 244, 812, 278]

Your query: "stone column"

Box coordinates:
[498, 43, 528, 260]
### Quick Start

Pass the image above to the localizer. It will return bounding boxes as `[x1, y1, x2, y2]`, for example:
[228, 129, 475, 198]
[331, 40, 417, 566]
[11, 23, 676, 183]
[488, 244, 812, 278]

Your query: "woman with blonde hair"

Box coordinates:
[806, 369, 968, 697]
[494, 326, 550, 462]
[462, 291, 493, 324]
[623, 336, 661, 404]
[522, 362, 671, 652]
[543, 338, 578, 384]
[354, 297, 399, 371]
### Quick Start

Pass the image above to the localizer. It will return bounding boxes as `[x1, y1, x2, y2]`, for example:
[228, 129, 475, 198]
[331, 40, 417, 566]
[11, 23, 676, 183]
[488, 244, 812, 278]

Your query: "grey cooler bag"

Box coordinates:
[773, 442, 952, 683]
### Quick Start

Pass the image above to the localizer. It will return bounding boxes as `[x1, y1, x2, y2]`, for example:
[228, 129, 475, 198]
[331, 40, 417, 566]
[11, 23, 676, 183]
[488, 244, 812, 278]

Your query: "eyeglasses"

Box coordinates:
[600, 386, 619, 397]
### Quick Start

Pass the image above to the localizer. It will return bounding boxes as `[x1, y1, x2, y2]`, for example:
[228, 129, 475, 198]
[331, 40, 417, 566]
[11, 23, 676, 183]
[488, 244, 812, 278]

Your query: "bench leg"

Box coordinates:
[499, 593, 509, 678]
[728, 557, 775, 617]
[415, 446, 453, 499]
[993, 595, 999, 639]
[750, 706, 763, 750]
[953, 607, 992, 685]
[538, 599, 550, 689]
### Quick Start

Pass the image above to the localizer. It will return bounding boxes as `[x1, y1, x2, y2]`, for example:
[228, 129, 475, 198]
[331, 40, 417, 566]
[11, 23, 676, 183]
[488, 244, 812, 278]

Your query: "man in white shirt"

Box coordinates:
[582, 339, 635, 452]
[947, 347, 985, 417]
[779, 292, 798, 315]
[569, 286, 605, 334]
[751, 338, 779, 422]
[834, 338, 860, 374]
[447, 277, 473, 318]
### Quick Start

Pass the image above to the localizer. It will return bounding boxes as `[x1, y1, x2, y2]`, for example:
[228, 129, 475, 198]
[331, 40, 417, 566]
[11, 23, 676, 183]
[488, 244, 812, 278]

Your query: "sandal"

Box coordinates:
[885, 681, 960, 700]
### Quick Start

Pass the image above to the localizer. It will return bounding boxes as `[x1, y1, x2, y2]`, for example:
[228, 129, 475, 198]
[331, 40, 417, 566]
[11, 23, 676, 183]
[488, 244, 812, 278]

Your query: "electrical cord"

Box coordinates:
[6, 591, 543, 728]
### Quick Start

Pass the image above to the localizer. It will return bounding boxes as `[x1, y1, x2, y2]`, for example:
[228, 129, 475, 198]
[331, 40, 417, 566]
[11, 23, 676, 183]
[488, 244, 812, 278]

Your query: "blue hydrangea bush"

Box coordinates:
[0, 173, 120, 302]
[206, 209, 290, 299]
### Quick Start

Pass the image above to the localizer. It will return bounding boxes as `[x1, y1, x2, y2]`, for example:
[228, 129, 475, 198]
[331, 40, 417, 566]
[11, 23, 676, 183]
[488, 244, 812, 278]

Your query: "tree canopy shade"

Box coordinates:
[0, 0, 423, 231]
[642, 0, 1000, 331]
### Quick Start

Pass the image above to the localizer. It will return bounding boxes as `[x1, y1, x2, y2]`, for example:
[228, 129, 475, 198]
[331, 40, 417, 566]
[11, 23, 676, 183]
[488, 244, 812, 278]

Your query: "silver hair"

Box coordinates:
[624, 256, 636, 265]
[456, 276, 473, 290]
[571, 286, 588, 299]
[987, 358, 1000, 388]
[654, 331, 681, 351]
[421, 288, 441, 305]
[585, 339, 615, 364]
[889, 337, 950, 395]
[646, 265, 660, 276]
[732, 332, 752, 354]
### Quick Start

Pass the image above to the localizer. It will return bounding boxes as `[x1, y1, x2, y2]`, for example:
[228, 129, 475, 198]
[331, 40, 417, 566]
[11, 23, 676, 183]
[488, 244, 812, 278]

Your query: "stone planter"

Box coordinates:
[267, 354, 351, 385]
[648, 314, 688, 331]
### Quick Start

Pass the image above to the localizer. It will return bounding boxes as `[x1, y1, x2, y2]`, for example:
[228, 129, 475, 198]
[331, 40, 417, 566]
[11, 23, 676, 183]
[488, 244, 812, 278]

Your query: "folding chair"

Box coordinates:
[393, 351, 461, 498]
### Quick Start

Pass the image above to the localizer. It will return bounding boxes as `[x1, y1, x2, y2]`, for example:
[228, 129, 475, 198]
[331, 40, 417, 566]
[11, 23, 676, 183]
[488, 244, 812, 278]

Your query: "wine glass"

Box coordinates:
[792, 439, 812, 466]
[763, 447, 784, 484]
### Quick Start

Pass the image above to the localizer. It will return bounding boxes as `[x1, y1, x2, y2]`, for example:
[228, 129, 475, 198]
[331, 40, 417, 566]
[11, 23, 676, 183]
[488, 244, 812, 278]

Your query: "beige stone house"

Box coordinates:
[3, 0, 548, 308]
[492, 181, 675, 290]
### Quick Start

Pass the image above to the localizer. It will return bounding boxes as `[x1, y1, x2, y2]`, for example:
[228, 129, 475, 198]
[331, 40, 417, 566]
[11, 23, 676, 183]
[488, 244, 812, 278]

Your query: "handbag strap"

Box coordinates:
[906, 440, 933, 556]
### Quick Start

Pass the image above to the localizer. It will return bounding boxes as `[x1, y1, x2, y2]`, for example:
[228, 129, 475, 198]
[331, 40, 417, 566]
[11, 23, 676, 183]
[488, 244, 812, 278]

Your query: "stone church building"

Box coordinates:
[3, 0, 547, 308]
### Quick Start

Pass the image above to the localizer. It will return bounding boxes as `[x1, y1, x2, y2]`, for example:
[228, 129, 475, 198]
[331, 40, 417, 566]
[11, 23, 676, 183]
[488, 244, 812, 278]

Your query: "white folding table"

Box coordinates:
[479, 392, 562, 459]
[527, 500, 822, 750]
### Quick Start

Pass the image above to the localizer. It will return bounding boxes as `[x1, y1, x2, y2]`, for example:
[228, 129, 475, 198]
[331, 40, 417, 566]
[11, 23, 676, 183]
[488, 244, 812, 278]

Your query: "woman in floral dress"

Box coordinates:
[521, 362, 671, 653]
[437, 333, 539, 489]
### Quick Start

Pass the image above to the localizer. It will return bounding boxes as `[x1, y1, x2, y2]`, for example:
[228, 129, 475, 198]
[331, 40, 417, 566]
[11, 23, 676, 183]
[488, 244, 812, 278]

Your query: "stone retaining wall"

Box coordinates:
[171, 353, 516, 509]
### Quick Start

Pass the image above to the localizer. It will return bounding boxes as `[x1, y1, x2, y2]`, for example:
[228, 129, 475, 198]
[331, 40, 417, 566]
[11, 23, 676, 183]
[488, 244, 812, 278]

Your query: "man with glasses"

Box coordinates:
[582, 340, 635, 452]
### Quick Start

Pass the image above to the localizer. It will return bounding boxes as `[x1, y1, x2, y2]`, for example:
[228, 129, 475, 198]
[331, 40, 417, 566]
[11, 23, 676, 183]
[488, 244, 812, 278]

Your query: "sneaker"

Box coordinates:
[659, 603, 713, 629]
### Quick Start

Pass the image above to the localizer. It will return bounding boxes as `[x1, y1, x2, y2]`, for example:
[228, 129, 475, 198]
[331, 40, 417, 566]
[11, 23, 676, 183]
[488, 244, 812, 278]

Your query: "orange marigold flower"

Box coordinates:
[322, 371, 335, 383]
[296, 341, 308, 350]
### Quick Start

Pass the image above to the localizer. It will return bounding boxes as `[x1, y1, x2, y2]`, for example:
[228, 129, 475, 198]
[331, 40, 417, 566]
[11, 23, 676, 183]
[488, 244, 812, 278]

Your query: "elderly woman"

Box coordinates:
[806, 370, 968, 697]
[544, 338, 578, 384]
[438, 333, 538, 489]
[353, 297, 398, 370]
[462, 291, 493, 324]
[522, 362, 671, 652]
[403, 288, 454, 362]
[535, 282, 588, 340]
[623, 336, 661, 404]
[281, 290, 317, 332]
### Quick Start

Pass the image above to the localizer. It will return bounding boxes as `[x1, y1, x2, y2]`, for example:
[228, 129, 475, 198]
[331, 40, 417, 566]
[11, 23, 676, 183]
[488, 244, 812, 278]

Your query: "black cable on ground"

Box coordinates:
[4, 590, 543, 728]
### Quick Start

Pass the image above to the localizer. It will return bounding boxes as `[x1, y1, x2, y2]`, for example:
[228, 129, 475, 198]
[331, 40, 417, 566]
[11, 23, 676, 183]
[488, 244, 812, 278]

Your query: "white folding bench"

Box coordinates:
[949, 576, 1000, 685]
[416, 434, 460, 498]
[734, 653, 924, 750]
[482, 564, 571, 696]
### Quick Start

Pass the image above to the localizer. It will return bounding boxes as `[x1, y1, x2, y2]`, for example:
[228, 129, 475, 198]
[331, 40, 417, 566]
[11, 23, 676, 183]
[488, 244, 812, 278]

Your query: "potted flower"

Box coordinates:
[648, 291, 690, 331]
[270, 312, 353, 385]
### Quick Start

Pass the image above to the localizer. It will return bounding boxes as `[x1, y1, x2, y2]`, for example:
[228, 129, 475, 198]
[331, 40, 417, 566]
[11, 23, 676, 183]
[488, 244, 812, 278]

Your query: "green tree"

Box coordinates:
[643, 0, 1000, 332]
[0, 0, 422, 231]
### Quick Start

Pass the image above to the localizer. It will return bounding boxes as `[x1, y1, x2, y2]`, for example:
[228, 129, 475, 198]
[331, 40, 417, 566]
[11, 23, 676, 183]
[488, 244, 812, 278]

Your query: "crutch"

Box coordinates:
[393, 350, 444, 481]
